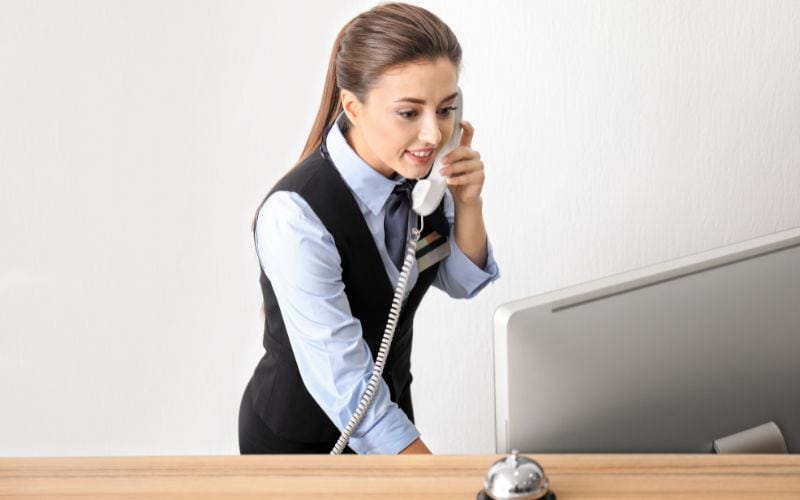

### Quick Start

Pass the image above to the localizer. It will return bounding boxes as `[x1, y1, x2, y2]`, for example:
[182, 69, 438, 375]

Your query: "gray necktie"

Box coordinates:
[384, 180, 416, 270]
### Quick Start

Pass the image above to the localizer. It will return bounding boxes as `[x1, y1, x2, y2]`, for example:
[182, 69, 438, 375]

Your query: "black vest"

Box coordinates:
[246, 148, 449, 443]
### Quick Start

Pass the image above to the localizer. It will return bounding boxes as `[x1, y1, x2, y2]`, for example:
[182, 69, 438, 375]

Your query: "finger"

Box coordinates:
[458, 120, 474, 148]
[442, 146, 480, 166]
[445, 167, 485, 186]
[440, 159, 483, 177]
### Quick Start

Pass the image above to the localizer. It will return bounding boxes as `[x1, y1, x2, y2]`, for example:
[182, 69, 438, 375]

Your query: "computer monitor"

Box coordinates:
[493, 227, 800, 453]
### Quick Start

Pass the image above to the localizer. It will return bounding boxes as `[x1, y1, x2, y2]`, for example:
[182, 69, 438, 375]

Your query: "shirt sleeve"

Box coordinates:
[432, 190, 501, 298]
[254, 190, 420, 455]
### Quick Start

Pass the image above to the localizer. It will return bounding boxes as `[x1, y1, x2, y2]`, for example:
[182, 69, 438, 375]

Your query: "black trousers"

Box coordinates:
[238, 381, 414, 455]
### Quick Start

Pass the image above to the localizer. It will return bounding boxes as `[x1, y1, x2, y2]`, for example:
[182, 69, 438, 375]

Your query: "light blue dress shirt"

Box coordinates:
[254, 111, 500, 454]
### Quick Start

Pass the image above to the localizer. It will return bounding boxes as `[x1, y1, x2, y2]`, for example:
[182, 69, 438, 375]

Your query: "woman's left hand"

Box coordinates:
[439, 120, 484, 206]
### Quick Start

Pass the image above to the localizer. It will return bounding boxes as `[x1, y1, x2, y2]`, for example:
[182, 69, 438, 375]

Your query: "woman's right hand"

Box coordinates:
[399, 437, 431, 454]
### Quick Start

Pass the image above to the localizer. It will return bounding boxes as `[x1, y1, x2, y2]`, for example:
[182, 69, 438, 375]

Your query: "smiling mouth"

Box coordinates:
[406, 150, 433, 158]
[404, 150, 435, 165]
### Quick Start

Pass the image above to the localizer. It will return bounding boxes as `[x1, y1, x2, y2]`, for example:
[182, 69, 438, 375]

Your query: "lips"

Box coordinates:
[405, 150, 433, 165]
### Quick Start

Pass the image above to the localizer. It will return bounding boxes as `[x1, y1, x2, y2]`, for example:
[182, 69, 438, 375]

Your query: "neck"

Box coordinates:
[343, 126, 397, 179]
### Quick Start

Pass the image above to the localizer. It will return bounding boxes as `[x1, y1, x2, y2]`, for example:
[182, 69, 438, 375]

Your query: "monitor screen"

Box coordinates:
[494, 227, 800, 453]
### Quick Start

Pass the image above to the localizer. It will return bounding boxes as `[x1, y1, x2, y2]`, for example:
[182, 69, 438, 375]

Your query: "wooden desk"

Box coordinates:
[2, 454, 799, 499]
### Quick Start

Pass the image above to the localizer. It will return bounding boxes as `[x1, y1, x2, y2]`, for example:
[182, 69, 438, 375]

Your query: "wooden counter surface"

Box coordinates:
[2, 454, 800, 499]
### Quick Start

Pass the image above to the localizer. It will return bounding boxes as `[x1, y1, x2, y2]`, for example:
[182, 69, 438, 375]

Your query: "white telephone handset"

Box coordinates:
[411, 88, 464, 216]
[331, 88, 465, 455]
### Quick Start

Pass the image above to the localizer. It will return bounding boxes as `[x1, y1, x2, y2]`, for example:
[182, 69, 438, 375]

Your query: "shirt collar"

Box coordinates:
[325, 111, 407, 216]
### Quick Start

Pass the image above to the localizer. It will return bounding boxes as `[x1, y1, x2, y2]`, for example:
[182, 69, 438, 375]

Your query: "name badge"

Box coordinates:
[416, 231, 450, 272]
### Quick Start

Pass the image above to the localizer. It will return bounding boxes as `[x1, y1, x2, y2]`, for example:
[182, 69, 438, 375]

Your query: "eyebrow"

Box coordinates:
[393, 91, 458, 105]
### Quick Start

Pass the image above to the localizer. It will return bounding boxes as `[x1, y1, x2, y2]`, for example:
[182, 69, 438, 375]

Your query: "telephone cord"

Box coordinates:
[331, 216, 425, 455]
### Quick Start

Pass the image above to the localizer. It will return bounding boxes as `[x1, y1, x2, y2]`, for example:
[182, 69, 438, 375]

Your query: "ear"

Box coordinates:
[340, 89, 363, 126]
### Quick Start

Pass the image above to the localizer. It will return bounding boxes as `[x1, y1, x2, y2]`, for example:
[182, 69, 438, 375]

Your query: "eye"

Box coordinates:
[439, 105, 458, 116]
[397, 106, 459, 120]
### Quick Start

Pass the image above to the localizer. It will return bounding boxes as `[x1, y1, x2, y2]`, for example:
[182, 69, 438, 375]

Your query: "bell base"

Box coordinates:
[477, 490, 556, 500]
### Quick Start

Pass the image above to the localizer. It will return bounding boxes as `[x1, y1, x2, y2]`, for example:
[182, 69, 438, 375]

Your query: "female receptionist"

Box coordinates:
[238, 2, 500, 455]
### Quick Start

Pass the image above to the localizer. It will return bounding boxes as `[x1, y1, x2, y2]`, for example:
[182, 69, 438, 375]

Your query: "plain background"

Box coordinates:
[1, 0, 798, 456]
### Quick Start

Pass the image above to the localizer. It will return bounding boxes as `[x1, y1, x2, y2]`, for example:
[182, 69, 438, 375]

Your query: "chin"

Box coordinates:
[397, 166, 430, 180]
[396, 159, 435, 180]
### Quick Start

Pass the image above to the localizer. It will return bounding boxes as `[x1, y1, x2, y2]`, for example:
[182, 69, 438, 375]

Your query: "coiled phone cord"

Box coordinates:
[331, 216, 425, 455]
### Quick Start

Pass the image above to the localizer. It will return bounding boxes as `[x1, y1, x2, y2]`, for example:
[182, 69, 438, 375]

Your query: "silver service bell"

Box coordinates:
[477, 449, 555, 500]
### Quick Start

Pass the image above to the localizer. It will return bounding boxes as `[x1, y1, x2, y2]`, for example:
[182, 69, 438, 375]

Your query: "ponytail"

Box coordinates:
[249, 19, 355, 235]
[293, 18, 354, 169]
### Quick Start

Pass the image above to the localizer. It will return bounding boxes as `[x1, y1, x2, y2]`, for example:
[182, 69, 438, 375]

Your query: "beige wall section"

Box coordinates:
[0, 0, 798, 456]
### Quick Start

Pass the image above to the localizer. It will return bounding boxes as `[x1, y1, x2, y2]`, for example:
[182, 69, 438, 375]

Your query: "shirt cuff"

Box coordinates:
[445, 234, 501, 298]
[347, 405, 421, 454]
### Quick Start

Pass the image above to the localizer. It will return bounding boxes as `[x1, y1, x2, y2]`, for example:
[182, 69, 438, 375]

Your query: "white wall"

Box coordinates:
[1, 0, 798, 456]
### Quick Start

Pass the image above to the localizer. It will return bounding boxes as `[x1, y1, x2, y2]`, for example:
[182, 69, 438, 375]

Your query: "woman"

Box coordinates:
[239, 2, 499, 455]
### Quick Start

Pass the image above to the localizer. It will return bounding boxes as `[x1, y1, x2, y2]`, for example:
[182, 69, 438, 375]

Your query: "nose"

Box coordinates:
[419, 112, 443, 147]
